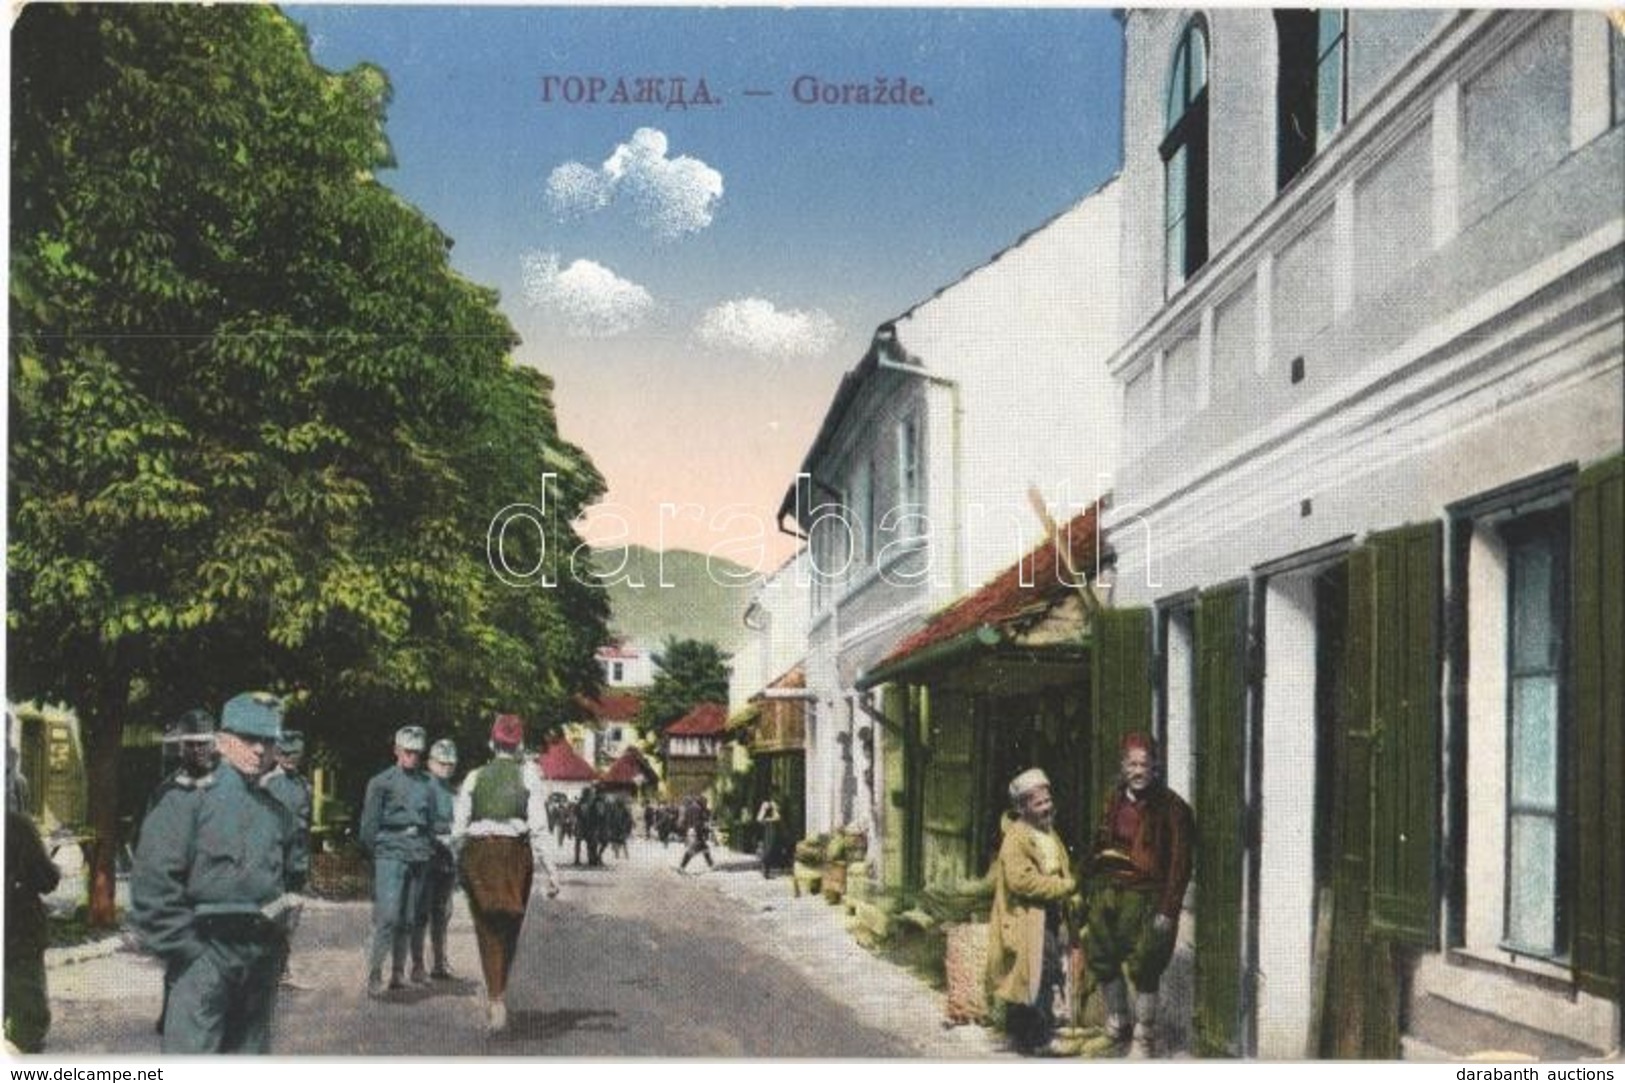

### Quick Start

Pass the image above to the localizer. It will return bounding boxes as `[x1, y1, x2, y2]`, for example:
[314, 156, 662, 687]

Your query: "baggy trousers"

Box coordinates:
[368, 855, 428, 981]
[460, 837, 534, 1000]
[162, 937, 286, 1054]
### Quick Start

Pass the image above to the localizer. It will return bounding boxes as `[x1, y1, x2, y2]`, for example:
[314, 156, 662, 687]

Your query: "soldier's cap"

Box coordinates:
[276, 730, 305, 757]
[1008, 768, 1052, 803]
[220, 692, 284, 741]
[490, 713, 524, 750]
[394, 725, 427, 752]
[164, 708, 217, 743]
[428, 738, 458, 765]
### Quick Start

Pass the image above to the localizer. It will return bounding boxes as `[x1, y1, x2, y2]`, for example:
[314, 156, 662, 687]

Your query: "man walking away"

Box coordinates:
[359, 725, 433, 997]
[453, 714, 561, 1034]
[413, 738, 459, 981]
[131, 692, 295, 1054]
[677, 795, 715, 873]
[1081, 732, 1193, 1058]
[986, 768, 1077, 1056]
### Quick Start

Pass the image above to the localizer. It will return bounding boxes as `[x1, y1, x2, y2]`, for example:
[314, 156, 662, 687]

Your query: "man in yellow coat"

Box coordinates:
[986, 767, 1076, 1055]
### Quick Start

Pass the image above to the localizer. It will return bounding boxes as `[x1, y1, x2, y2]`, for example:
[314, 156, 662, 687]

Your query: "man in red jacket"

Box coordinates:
[1082, 732, 1193, 1058]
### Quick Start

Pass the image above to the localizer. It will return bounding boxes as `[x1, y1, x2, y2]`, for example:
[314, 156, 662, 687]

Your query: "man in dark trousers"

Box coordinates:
[677, 794, 715, 873]
[452, 715, 561, 1034]
[1081, 732, 1194, 1058]
[359, 725, 433, 997]
[263, 730, 313, 990]
[6, 730, 61, 1054]
[142, 708, 221, 1033]
[131, 692, 296, 1054]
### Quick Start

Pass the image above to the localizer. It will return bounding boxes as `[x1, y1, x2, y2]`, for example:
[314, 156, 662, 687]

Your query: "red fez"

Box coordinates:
[491, 713, 524, 749]
[1119, 731, 1159, 759]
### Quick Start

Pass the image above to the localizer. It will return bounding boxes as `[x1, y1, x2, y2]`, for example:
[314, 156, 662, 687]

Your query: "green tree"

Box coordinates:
[9, 4, 607, 924]
[636, 638, 733, 732]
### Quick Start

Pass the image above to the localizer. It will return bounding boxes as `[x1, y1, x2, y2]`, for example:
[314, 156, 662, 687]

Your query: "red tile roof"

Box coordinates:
[576, 692, 643, 722]
[664, 702, 729, 736]
[537, 738, 601, 782]
[877, 504, 1102, 670]
[602, 746, 658, 786]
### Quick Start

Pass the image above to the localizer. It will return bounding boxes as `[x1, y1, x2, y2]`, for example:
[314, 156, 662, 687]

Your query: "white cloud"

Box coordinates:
[695, 298, 839, 360]
[521, 251, 655, 338]
[545, 127, 723, 239]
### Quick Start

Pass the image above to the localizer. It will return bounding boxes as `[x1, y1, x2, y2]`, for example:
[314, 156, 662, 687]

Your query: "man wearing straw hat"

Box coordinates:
[452, 714, 561, 1034]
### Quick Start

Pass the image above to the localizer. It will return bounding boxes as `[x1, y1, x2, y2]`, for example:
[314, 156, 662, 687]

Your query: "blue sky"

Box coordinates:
[289, 5, 1126, 569]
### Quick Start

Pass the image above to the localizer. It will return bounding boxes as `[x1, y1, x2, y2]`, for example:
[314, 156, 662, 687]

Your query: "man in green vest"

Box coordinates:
[411, 737, 459, 982]
[131, 692, 296, 1054]
[1081, 732, 1194, 1058]
[359, 724, 433, 997]
[453, 714, 561, 1034]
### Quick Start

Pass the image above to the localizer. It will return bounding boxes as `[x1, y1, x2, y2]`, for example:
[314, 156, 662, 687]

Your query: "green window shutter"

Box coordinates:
[1193, 584, 1248, 1057]
[1571, 455, 1624, 999]
[881, 682, 911, 893]
[1089, 606, 1153, 817]
[1368, 522, 1442, 947]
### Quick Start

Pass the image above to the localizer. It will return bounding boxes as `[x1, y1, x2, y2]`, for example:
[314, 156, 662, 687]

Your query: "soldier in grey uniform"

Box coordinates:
[263, 731, 312, 893]
[411, 738, 458, 981]
[142, 708, 221, 1036]
[131, 692, 296, 1054]
[263, 730, 314, 990]
[359, 724, 433, 997]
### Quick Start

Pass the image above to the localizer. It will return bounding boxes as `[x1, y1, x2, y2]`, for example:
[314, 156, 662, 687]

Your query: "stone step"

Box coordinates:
[1406, 992, 1609, 1061]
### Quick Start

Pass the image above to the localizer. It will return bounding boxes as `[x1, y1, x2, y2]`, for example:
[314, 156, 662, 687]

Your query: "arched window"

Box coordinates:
[1276, 9, 1349, 189]
[1162, 18, 1210, 297]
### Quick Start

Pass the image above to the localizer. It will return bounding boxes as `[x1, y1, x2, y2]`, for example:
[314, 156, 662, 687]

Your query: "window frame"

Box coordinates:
[1161, 16, 1212, 298]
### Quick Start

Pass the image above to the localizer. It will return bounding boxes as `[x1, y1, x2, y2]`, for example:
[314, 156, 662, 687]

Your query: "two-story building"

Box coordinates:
[1098, 9, 1622, 1059]
[779, 179, 1124, 883]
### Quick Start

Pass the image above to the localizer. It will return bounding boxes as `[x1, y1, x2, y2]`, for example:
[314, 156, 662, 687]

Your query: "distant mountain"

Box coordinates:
[589, 546, 758, 653]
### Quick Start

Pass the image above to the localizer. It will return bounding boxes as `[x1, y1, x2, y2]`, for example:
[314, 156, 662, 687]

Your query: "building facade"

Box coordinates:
[1100, 9, 1623, 1058]
[782, 180, 1124, 864]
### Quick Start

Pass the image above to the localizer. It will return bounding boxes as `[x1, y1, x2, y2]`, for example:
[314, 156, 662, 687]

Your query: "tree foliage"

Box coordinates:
[8, 4, 608, 922]
[636, 638, 733, 732]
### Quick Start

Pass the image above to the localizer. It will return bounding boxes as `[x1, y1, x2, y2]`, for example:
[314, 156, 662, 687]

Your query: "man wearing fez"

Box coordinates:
[131, 692, 296, 1054]
[1082, 732, 1194, 1058]
[986, 767, 1077, 1056]
[359, 724, 434, 997]
[411, 738, 460, 982]
[452, 714, 561, 1034]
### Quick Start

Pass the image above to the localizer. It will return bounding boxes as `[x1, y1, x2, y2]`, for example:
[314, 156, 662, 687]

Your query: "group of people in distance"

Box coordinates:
[987, 732, 1194, 1059]
[122, 701, 563, 1052]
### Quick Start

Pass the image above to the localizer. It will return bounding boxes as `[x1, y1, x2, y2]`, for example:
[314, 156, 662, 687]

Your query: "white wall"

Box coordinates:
[893, 180, 1123, 603]
[1257, 573, 1320, 1059]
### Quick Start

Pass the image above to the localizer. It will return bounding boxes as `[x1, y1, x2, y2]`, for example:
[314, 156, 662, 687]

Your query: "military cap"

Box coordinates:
[164, 708, 217, 743]
[394, 725, 427, 752]
[276, 730, 305, 757]
[220, 692, 284, 740]
[428, 738, 458, 765]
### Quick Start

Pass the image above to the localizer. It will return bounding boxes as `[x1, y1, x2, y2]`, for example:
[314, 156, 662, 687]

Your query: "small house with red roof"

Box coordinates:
[855, 503, 1105, 902]
[660, 702, 728, 799]
[600, 745, 660, 796]
[536, 736, 601, 801]
[571, 691, 643, 768]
